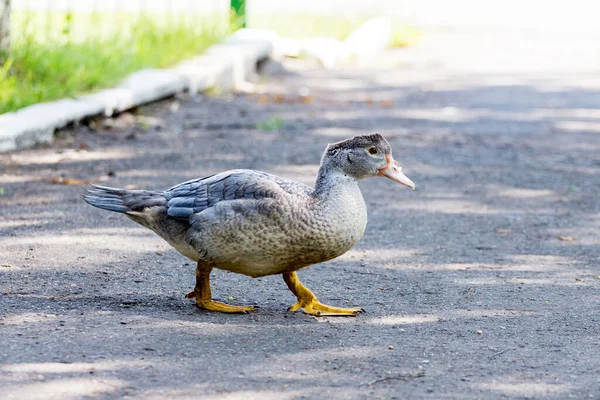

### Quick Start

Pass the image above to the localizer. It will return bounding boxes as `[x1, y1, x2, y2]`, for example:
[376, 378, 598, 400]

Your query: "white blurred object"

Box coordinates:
[298, 87, 311, 97]
[278, 38, 302, 58]
[281, 17, 392, 68]
[298, 37, 345, 69]
[342, 16, 392, 60]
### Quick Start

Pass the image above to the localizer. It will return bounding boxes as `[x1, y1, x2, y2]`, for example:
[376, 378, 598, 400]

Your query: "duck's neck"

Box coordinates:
[312, 163, 368, 233]
[313, 162, 360, 200]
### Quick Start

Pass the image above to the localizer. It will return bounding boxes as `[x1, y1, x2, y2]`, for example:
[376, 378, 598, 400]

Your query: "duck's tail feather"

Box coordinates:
[83, 184, 166, 214]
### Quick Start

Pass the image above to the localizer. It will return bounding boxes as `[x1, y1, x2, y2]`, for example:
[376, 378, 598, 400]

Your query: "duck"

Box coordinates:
[83, 134, 415, 316]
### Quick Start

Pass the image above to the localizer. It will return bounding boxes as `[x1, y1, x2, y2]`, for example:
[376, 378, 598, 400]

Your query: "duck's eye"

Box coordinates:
[368, 147, 378, 155]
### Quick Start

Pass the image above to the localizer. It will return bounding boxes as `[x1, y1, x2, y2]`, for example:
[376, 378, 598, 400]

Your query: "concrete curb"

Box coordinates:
[0, 29, 276, 153]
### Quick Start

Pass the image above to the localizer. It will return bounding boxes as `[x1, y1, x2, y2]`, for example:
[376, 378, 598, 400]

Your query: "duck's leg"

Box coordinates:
[190, 260, 255, 313]
[283, 271, 364, 317]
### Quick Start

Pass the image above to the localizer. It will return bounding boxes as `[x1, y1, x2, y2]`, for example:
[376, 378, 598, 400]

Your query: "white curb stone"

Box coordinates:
[0, 29, 277, 153]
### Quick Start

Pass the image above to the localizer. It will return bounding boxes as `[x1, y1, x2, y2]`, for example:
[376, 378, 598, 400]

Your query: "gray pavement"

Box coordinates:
[1, 31, 600, 399]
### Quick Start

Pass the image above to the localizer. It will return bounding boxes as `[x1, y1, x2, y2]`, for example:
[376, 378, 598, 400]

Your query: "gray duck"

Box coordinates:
[84, 134, 415, 316]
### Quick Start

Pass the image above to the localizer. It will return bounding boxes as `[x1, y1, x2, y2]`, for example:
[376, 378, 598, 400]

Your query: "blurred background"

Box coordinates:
[1, 0, 599, 114]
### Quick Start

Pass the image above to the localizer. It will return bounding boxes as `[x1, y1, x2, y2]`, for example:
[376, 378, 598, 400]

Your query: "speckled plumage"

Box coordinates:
[84, 134, 411, 281]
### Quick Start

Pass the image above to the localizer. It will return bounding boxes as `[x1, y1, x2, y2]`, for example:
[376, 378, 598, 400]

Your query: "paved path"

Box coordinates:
[1, 32, 599, 399]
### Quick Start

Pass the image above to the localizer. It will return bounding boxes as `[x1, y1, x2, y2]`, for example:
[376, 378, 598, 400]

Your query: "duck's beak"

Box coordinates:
[378, 155, 415, 190]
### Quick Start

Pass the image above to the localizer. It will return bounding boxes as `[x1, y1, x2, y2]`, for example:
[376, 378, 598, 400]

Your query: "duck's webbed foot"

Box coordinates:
[197, 299, 255, 314]
[283, 271, 364, 317]
[189, 261, 255, 314]
[289, 300, 363, 317]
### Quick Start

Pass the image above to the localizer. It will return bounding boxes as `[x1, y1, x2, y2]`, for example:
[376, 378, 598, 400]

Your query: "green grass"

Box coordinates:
[0, 11, 420, 115]
[248, 13, 421, 45]
[0, 11, 229, 114]
[256, 116, 284, 131]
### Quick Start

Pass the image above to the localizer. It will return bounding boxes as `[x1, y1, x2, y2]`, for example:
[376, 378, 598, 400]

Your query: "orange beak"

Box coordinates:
[377, 155, 415, 190]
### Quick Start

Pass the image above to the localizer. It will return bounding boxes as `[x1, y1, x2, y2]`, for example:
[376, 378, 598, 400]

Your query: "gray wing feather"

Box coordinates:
[168, 197, 195, 208]
[165, 169, 309, 221]
[223, 183, 237, 199]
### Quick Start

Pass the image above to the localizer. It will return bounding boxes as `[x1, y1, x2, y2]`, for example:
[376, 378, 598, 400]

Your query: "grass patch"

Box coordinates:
[248, 13, 421, 46]
[0, 11, 229, 114]
[256, 117, 284, 131]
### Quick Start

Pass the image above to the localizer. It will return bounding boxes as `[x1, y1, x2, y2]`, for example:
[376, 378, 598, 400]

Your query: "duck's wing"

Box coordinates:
[164, 169, 312, 221]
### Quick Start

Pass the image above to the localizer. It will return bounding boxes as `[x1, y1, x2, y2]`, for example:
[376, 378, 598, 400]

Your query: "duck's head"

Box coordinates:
[324, 133, 415, 189]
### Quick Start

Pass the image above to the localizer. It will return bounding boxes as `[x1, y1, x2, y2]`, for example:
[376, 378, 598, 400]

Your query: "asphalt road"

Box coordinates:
[1, 38, 600, 399]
